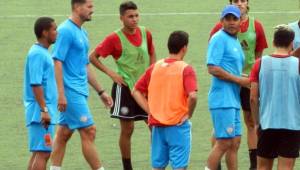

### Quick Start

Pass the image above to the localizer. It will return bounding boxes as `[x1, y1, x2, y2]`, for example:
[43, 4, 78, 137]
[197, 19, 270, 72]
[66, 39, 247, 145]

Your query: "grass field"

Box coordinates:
[1, 0, 300, 169]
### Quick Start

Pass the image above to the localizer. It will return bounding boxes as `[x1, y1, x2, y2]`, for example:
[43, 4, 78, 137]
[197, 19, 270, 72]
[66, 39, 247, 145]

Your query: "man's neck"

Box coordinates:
[122, 26, 137, 35]
[37, 39, 50, 49]
[70, 14, 83, 27]
[273, 48, 290, 55]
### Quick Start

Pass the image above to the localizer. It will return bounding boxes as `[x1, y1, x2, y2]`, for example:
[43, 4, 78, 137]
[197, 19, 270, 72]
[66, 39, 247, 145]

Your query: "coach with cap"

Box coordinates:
[205, 5, 250, 170]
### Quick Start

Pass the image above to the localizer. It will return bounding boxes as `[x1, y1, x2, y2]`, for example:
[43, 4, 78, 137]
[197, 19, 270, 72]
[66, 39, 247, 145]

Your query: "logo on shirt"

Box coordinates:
[233, 48, 238, 52]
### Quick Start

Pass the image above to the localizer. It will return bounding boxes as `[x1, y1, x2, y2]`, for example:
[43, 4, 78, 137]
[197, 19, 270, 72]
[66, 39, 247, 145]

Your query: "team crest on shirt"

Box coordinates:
[80, 116, 88, 122]
[233, 48, 238, 52]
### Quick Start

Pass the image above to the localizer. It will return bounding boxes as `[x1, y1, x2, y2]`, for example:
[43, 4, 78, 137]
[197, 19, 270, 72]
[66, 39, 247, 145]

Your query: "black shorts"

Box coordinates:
[257, 128, 300, 158]
[110, 83, 147, 121]
[240, 86, 250, 111]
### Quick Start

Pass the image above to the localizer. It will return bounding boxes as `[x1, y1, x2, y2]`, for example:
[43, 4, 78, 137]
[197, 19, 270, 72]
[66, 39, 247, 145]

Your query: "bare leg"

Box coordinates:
[50, 125, 73, 166]
[207, 138, 233, 170]
[119, 119, 134, 170]
[79, 125, 102, 170]
[257, 156, 273, 170]
[31, 152, 51, 170]
[27, 152, 37, 170]
[225, 137, 241, 170]
[277, 156, 296, 170]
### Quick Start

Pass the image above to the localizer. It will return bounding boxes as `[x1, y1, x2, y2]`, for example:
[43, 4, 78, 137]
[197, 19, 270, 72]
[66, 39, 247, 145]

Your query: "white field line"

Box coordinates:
[1, 11, 300, 19]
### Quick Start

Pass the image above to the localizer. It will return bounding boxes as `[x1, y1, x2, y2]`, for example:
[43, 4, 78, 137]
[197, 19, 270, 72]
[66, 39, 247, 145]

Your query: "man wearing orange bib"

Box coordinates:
[133, 31, 198, 170]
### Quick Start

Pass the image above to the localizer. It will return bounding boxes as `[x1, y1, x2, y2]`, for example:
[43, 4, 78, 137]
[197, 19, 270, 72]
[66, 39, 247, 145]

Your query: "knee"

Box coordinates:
[121, 124, 134, 137]
[85, 126, 97, 141]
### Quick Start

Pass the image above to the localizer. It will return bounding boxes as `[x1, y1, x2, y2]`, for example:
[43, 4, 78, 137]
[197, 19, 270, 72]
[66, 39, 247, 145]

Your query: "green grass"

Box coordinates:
[0, 0, 300, 169]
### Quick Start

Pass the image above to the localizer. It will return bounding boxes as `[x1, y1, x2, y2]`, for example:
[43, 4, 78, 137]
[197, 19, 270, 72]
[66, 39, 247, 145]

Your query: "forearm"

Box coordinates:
[89, 50, 116, 77]
[87, 65, 104, 93]
[32, 86, 46, 109]
[250, 83, 259, 125]
[132, 88, 149, 114]
[54, 60, 65, 96]
[208, 65, 239, 83]
[186, 92, 197, 118]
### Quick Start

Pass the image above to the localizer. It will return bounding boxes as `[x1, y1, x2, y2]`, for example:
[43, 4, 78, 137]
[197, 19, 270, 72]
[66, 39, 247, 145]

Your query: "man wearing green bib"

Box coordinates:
[89, 1, 156, 170]
[209, 0, 268, 170]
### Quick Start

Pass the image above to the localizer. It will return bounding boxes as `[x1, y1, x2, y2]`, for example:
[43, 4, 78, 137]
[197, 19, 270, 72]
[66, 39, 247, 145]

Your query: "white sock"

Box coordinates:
[97, 167, 105, 170]
[204, 166, 210, 170]
[50, 166, 61, 170]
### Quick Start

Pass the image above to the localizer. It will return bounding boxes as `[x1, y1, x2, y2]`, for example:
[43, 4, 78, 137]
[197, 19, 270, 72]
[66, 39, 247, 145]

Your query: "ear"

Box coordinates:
[41, 30, 48, 38]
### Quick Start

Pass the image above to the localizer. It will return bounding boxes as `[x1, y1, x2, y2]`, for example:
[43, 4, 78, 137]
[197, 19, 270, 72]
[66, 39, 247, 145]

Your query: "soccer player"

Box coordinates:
[23, 16, 57, 170]
[50, 0, 113, 170]
[210, 1, 268, 169]
[250, 24, 300, 170]
[205, 5, 250, 170]
[89, 1, 156, 169]
[132, 30, 197, 170]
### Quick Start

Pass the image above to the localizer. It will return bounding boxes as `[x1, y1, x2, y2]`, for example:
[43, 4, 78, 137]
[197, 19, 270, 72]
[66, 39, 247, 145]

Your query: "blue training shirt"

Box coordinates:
[52, 19, 90, 97]
[206, 30, 244, 109]
[288, 21, 300, 49]
[23, 44, 57, 126]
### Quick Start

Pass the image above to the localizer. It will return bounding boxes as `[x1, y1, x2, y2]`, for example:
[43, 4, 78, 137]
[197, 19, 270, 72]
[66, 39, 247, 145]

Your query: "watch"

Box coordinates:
[41, 107, 48, 113]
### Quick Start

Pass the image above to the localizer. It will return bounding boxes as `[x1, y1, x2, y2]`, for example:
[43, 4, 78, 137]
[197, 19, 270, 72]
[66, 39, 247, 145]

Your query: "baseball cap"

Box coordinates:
[220, 5, 241, 19]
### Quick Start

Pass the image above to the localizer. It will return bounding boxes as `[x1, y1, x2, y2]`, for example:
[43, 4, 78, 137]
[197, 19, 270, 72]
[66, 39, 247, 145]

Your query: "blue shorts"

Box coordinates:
[27, 123, 55, 152]
[210, 108, 242, 139]
[59, 90, 94, 130]
[151, 120, 191, 169]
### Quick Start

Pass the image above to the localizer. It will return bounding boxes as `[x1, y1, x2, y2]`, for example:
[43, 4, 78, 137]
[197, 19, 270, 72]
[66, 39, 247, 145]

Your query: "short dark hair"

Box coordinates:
[71, 0, 86, 8]
[34, 17, 55, 39]
[273, 25, 295, 48]
[229, 0, 249, 11]
[119, 1, 137, 15]
[168, 31, 189, 54]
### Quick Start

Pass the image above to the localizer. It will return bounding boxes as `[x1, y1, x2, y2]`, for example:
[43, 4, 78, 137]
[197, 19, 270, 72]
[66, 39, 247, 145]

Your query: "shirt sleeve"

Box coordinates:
[52, 27, 72, 62]
[183, 65, 198, 94]
[209, 22, 223, 40]
[206, 34, 225, 66]
[95, 33, 121, 59]
[249, 58, 261, 82]
[28, 53, 44, 85]
[146, 30, 155, 56]
[254, 20, 268, 52]
[134, 64, 155, 94]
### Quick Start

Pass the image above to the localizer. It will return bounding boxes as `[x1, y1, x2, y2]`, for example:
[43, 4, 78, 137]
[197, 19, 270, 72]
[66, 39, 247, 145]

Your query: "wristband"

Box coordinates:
[98, 90, 105, 96]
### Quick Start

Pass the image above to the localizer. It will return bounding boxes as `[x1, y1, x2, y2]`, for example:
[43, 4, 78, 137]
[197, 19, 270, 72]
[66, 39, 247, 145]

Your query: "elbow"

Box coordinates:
[188, 92, 198, 102]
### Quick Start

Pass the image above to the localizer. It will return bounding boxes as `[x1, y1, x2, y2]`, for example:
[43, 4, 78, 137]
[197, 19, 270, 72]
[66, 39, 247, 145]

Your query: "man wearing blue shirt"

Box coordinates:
[250, 25, 300, 170]
[23, 17, 57, 170]
[50, 1, 113, 170]
[205, 5, 249, 170]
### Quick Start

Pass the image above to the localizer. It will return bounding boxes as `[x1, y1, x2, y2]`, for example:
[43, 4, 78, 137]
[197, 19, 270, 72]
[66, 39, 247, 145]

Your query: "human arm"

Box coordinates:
[146, 29, 156, 64]
[291, 47, 300, 57]
[250, 82, 259, 125]
[89, 49, 126, 86]
[32, 86, 50, 128]
[87, 64, 113, 108]
[254, 20, 268, 59]
[207, 65, 250, 88]
[132, 88, 150, 114]
[54, 60, 67, 112]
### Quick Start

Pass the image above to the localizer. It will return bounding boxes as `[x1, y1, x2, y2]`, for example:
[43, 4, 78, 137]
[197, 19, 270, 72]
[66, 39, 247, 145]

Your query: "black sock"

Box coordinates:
[217, 162, 222, 170]
[249, 149, 257, 169]
[122, 158, 133, 170]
